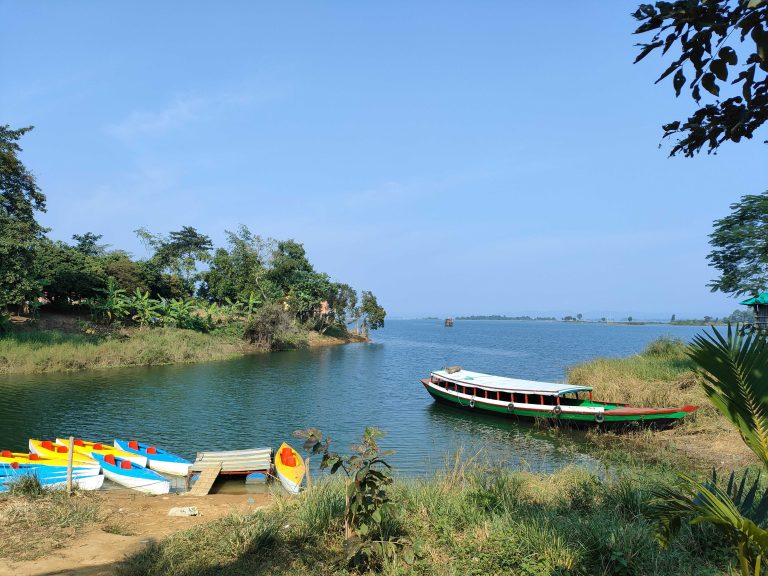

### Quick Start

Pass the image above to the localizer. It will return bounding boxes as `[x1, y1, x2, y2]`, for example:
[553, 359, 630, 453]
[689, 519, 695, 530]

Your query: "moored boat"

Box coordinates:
[0, 450, 100, 471]
[421, 368, 697, 428]
[274, 443, 305, 494]
[92, 453, 170, 495]
[114, 439, 192, 476]
[56, 438, 148, 467]
[28, 440, 100, 467]
[0, 462, 104, 491]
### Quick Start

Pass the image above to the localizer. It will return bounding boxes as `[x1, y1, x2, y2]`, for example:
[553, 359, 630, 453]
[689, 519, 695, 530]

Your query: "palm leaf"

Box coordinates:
[688, 326, 768, 467]
[649, 473, 768, 573]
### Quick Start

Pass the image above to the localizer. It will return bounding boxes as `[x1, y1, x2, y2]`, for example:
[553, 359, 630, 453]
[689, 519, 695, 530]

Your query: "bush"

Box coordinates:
[243, 303, 307, 350]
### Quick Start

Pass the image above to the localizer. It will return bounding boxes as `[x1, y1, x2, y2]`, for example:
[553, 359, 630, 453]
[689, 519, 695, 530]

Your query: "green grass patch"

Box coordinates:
[117, 466, 733, 576]
[0, 490, 103, 560]
[0, 327, 255, 374]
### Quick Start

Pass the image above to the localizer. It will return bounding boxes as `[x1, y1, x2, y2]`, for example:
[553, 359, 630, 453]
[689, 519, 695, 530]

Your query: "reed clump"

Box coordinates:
[117, 466, 731, 576]
[568, 336, 754, 469]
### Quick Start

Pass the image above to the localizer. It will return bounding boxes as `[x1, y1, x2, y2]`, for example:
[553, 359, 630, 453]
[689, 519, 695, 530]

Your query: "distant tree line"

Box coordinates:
[0, 125, 385, 340]
[455, 315, 557, 321]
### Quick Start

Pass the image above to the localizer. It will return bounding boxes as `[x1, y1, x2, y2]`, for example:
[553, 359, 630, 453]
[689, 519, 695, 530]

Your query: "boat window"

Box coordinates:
[512, 393, 526, 404]
[542, 395, 556, 406]
[500, 391, 512, 402]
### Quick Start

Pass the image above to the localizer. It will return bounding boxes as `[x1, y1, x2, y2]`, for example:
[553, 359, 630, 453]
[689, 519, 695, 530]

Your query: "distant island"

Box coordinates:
[456, 315, 558, 321]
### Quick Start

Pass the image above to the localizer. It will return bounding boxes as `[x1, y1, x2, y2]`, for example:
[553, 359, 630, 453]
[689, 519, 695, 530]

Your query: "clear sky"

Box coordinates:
[2, 1, 766, 319]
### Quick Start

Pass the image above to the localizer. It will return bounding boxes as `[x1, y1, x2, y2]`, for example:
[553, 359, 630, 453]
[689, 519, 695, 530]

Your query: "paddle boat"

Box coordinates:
[274, 443, 305, 494]
[0, 450, 100, 471]
[0, 462, 104, 492]
[28, 440, 100, 467]
[55, 438, 148, 467]
[421, 368, 698, 428]
[92, 453, 170, 495]
[113, 440, 192, 476]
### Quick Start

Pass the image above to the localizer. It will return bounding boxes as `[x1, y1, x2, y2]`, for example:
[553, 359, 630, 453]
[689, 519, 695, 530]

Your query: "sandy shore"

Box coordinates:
[0, 490, 272, 576]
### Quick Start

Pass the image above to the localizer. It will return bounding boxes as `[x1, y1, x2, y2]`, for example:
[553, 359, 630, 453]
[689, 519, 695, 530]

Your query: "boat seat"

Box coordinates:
[120, 460, 132, 470]
[74, 439, 85, 447]
[41, 440, 54, 450]
[28, 453, 39, 460]
[0, 450, 11, 457]
[56, 446, 67, 453]
[104, 454, 116, 466]
[93, 443, 103, 449]
[128, 441, 139, 450]
[146, 447, 157, 455]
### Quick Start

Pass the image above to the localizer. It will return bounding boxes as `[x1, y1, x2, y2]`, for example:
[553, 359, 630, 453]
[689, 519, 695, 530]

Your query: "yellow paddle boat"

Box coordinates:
[275, 442, 305, 494]
[0, 449, 100, 470]
[54, 438, 148, 467]
[28, 439, 99, 466]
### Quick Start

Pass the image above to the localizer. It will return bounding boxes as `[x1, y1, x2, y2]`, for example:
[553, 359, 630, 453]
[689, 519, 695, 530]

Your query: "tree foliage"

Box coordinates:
[707, 191, 768, 296]
[0, 125, 46, 310]
[634, 0, 768, 157]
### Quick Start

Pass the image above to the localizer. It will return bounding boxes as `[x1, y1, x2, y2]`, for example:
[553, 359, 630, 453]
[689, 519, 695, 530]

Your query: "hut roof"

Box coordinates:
[740, 293, 768, 306]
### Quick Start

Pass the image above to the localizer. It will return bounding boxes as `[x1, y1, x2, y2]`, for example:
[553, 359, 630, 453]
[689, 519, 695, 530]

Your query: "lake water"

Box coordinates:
[0, 320, 705, 483]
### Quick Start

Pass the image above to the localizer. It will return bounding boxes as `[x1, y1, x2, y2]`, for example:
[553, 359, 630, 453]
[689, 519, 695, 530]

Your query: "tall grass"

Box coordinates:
[116, 464, 733, 576]
[568, 336, 754, 469]
[0, 490, 103, 560]
[0, 328, 252, 374]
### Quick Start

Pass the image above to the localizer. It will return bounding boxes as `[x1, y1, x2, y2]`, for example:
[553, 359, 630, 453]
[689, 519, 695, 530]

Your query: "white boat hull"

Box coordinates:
[276, 468, 301, 494]
[148, 460, 191, 476]
[102, 468, 170, 495]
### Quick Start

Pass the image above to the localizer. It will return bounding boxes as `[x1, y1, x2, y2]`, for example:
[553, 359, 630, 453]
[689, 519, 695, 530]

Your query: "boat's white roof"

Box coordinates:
[431, 369, 591, 396]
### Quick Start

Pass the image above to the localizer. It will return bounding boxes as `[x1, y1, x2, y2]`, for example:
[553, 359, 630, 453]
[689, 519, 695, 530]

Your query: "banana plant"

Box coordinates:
[163, 298, 197, 329]
[93, 277, 129, 324]
[649, 326, 768, 575]
[130, 289, 160, 327]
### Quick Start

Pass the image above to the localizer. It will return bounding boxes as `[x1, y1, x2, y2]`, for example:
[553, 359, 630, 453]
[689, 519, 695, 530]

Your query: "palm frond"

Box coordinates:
[688, 325, 768, 467]
[648, 472, 768, 572]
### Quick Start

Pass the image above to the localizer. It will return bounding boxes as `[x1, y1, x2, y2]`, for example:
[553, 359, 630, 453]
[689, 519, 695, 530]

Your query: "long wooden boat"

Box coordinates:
[274, 443, 305, 494]
[114, 439, 192, 476]
[421, 368, 697, 428]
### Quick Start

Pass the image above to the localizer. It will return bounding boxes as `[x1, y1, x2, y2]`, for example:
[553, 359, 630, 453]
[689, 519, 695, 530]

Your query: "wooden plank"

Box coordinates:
[186, 463, 221, 496]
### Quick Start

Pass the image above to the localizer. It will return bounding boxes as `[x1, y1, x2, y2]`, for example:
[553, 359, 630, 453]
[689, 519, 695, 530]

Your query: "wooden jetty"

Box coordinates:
[186, 447, 273, 496]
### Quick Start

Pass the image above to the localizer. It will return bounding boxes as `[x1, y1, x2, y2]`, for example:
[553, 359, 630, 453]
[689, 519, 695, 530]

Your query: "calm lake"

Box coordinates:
[0, 320, 706, 481]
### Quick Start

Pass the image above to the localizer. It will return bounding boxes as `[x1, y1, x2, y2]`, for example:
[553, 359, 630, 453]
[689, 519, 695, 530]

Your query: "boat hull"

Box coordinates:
[275, 443, 304, 494]
[0, 466, 104, 492]
[422, 379, 694, 429]
[113, 440, 191, 476]
[93, 454, 170, 495]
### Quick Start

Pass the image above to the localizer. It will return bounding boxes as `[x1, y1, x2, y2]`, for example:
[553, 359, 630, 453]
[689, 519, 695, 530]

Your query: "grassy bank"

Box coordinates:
[116, 466, 731, 576]
[567, 336, 755, 470]
[0, 328, 253, 374]
[0, 325, 366, 375]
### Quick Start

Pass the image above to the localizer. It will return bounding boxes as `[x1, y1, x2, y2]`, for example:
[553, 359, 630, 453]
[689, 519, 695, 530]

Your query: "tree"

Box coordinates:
[671, 313, 676, 322]
[359, 291, 386, 334]
[35, 238, 107, 303]
[201, 225, 277, 303]
[0, 125, 46, 310]
[136, 226, 212, 295]
[708, 191, 768, 296]
[633, 1, 768, 157]
[576, 313, 583, 321]
[268, 239, 314, 293]
[72, 232, 107, 257]
[628, 316, 634, 323]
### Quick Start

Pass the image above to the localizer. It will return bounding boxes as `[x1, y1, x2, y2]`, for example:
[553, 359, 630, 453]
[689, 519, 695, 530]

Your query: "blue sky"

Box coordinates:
[2, 1, 766, 319]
